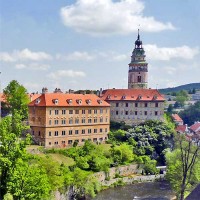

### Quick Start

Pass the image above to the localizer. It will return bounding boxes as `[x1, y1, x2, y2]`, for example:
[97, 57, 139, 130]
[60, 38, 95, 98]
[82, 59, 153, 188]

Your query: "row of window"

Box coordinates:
[112, 110, 159, 116]
[49, 117, 108, 125]
[50, 108, 107, 115]
[115, 102, 159, 108]
[49, 137, 107, 146]
[48, 128, 108, 136]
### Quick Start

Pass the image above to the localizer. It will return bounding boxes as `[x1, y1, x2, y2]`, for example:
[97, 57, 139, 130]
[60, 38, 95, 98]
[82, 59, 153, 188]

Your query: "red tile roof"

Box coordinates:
[190, 122, 200, 132]
[0, 93, 6, 103]
[100, 89, 165, 101]
[176, 125, 187, 133]
[172, 114, 183, 122]
[28, 93, 110, 107]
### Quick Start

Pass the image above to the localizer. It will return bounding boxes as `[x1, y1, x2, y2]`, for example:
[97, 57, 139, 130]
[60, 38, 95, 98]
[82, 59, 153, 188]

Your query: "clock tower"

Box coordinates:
[128, 30, 148, 89]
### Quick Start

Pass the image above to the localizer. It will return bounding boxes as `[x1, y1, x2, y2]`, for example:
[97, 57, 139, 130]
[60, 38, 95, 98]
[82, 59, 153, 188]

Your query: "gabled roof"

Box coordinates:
[176, 125, 187, 133]
[190, 122, 200, 132]
[172, 114, 183, 122]
[100, 89, 165, 101]
[28, 93, 110, 107]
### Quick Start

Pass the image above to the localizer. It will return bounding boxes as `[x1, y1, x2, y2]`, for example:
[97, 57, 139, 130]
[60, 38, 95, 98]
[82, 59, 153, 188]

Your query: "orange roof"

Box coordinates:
[100, 89, 165, 101]
[28, 93, 110, 107]
[172, 114, 183, 122]
[176, 125, 187, 133]
[27, 93, 41, 102]
[190, 122, 200, 132]
[0, 93, 6, 103]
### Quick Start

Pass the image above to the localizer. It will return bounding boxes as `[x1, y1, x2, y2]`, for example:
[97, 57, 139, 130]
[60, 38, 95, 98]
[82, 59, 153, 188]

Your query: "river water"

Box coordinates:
[93, 181, 175, 200]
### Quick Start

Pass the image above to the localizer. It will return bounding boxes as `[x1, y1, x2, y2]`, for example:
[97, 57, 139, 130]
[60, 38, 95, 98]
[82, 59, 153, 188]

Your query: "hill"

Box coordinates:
[158, 83, 200, 94]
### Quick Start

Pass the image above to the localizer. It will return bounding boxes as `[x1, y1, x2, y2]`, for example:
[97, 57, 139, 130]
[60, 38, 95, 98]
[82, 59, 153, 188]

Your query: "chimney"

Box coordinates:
[42, 87, 48, 94]
[54, 88, 63, 93]
[99, 88, 103, 97]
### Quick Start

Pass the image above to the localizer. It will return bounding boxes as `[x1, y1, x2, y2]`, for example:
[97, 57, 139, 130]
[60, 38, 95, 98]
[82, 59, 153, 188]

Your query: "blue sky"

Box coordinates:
[1, 0, 200, 92]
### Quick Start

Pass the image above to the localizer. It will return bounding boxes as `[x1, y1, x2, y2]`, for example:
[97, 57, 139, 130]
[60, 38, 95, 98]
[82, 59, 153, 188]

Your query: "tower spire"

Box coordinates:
[137, 29, 140, 40]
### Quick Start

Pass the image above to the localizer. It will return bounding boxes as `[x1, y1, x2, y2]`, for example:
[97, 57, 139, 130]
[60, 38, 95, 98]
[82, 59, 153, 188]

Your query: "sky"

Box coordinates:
[0, 0, 200, 93]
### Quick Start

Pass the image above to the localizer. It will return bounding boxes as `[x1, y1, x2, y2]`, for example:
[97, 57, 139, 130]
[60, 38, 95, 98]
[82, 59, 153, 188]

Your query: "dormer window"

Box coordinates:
[67, 99, 72, 104]
[131, 95, 134, 98]
[35, 98, 41, 104]
[86, 99, 91, 104]
[153, 95, 158, 100]
[138, 95, 142, 100]
[107, 95, 111, 99]
[122, 95, 126, 99]
[53, 99, 59, 104]
[76, 99, 82, 104]
[97, 99, 102, 104]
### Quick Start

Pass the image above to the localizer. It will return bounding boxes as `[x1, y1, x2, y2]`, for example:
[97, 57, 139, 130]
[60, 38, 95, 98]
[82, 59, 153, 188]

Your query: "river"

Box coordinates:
[93, 181, 175, 200]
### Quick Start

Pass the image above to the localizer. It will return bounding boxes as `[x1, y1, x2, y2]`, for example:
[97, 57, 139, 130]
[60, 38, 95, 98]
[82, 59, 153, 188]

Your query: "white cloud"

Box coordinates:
[15, 63, 50, 70]
[145, 45, 199, 60]
[56, 51, 95, 61]
[0, 49, 52, 62]
[60, 0, 175, 36]
[47, 70, 86, 79]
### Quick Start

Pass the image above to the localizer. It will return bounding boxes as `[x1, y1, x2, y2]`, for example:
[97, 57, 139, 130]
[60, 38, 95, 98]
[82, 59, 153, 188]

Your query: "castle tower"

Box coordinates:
[128, 30, 148, 89]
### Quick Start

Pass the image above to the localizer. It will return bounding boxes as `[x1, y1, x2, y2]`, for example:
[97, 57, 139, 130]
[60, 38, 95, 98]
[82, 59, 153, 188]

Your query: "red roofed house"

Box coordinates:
[190, 121, 200, 134]
[28, 90, 110, 148]
[172, 114, 184, 125]
[100, 89, 165, 125]
[176, 124, 188, 134]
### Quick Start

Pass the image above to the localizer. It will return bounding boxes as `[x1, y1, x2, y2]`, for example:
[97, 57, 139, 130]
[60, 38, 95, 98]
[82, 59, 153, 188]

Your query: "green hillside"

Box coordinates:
[158, 83, 200, 94]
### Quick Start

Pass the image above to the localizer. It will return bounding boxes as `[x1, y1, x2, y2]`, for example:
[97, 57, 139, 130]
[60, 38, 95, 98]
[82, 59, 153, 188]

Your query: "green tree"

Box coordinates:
[166, 135, 200, 200]
[3, 80, 30, 119]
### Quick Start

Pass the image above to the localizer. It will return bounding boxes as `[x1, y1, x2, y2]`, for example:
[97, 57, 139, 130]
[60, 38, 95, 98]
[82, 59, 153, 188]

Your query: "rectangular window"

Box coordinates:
[49, 120, 52, 125]
[88, 129, 92, 134]
[75, 110, 79, 114]
[82, 129, 85, 134]
[54, 141, 58, 145]
[69, 110, 73, 114]
[75, 119, 79, 124]
[155, 111, 158, 116]
[125, 111, 128, 115]
[62, 110, 66, 115]
[94, 129, 97, 133]
[116, 103, 119, 107]
[135, 111, 138, 115]
[49, 142, 51, 145]
[82, 110, 85, 114]
[94, 109, 97, 114]
[55, 110, 59, 115]
[94, 118, 97, 123]
[155, 103, 159, 107]
[82, 119, 85, 123]
[49, 131, 51, 136]
[88, 119, 92, 123]
[145, 111, 147, 115]
[116, 111, 118, 115]
[75, 130, 79, 135]
[100, 117, 103, 123]
[88, 109, 92, 114]
[54, 120, 59, 125]
[105, 128, 107, 132]
[100, 128, 103, 133]
[126, 103, 128, 107]
[69, 119, 73, 124]
[62, 120, 66, 124]
[62, 141, 65, 144]
[93, 138, 97, 142]
[62, 131, 66, 136]
[68, 140, 73, 144]
[135, 103, 138, 107]
[49, 110, 52, 115]
[100, 108, 103, 114]
[54, 131, 58, 136]
[81, 139, 85, 142]
[145, 103, 148, 107]
[69, 130, 73, 135]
